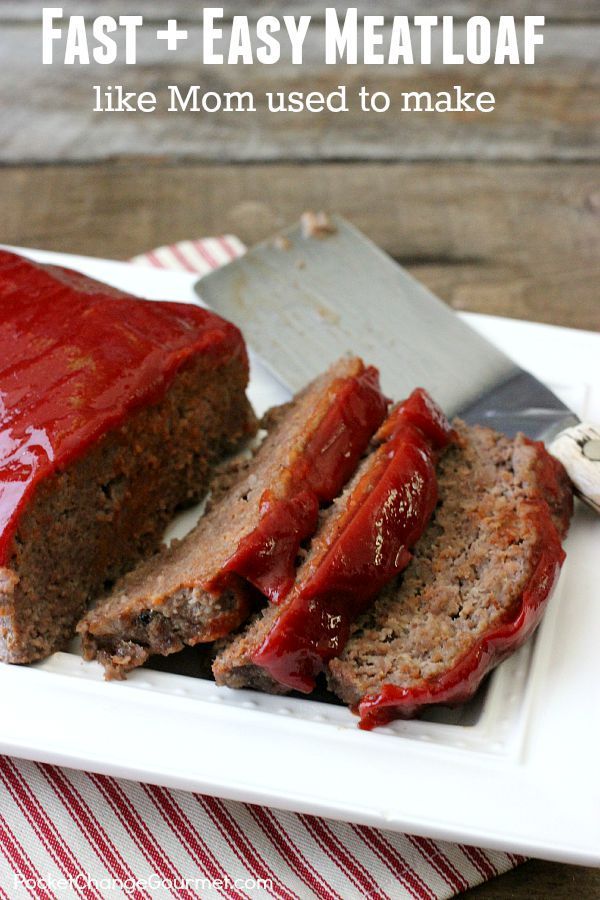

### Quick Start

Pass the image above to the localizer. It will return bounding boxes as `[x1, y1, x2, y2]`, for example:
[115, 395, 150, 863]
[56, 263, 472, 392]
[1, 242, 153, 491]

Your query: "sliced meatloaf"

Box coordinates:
[212, 389, 454, 694]
[78, 357, 389, 678]
[327, 422, 573, 728]
[0, 250, 255, 663]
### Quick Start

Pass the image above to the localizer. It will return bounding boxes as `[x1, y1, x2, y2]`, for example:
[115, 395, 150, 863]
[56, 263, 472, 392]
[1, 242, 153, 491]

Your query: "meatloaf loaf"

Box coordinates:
[78, 357, 389, 678]
[327, 422, 573, 728]
[212, 389, 454, 694]
[0, 250, 255, 663]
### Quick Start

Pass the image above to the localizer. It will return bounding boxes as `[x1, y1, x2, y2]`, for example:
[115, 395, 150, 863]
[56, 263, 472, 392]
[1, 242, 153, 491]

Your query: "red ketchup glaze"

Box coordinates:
[219, 490, 320, 603]
[294, 366, 388, 501]
[249, 389, 454, 692]
[522, 435, 574, 537]
[357, 503, 566, 730]
[0, 250, 246, 566]
[218, 366, 389, 602]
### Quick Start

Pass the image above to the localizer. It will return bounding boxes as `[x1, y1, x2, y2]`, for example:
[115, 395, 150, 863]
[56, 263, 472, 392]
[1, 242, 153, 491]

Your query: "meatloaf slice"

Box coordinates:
[0, 250, 255, 663]
[327, 422, 573, 728]
[78, 357, 389, 678]
[212, 389, 454, 694]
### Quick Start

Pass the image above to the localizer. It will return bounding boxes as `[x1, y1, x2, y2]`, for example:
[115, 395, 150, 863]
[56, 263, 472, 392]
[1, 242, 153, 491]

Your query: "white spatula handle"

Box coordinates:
[550, 423, 600, 514]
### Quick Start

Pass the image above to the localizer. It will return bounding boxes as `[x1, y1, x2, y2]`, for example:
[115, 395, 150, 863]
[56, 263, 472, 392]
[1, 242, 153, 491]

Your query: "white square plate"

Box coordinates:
[2, 247, 599, 865]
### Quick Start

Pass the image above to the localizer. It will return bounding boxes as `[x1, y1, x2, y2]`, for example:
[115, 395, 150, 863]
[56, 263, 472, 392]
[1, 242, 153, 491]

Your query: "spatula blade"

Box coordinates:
[197, 216, 576, 441]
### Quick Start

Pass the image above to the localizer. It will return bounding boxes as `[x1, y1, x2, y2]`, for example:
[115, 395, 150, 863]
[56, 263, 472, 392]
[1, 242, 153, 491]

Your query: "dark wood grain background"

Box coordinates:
[2, 1, 599, 332]
[1, 3, 599, 895]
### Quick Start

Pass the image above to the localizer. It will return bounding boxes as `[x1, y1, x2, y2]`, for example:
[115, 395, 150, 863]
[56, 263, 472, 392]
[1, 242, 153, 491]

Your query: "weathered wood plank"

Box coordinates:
[4, 3, 600, 24]
[464, 859, 600, 899]
[2, 162, 598, 331]
[1, 23, 598, 163]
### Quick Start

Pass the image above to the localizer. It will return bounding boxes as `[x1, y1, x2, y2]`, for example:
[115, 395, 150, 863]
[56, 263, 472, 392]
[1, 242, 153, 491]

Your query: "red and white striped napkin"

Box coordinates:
[0, 237, 526, 899]
[131, 236, 246, 277]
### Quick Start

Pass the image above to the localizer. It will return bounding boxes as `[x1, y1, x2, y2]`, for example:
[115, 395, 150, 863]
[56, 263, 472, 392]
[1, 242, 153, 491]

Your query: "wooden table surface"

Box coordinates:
[2, 1, 599, 895]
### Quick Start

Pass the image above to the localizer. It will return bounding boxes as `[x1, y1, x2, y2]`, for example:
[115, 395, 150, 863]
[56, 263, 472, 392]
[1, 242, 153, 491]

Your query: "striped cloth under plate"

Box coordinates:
[0, 236, 525, 900]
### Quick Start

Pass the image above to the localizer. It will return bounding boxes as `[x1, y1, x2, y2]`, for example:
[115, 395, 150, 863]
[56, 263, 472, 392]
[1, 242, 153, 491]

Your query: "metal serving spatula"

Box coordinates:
[197, 215, 599, 512]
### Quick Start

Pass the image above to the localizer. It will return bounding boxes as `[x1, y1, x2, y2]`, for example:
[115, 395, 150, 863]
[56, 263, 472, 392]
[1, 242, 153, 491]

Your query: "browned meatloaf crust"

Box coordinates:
[326, 422, 573, 710]
[0, 357, 255, 664]
[78, 357, 378, 679]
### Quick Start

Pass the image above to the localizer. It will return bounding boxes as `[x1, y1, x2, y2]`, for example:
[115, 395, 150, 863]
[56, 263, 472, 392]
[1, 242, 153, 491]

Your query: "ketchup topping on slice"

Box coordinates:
[0, 250, 246, 565]
[296, 366, 387, 501]
[249, 389, 454, 692]
[219, 490, 320, 603]
[356, 495, 566, 730]
[218, 365, 389, 602]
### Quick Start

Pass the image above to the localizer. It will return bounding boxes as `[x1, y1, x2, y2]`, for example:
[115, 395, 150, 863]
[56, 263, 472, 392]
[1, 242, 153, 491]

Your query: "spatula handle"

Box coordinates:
[550, 423, 600, 515]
